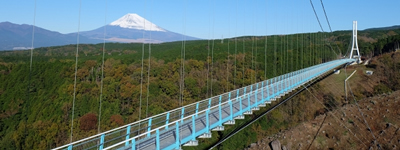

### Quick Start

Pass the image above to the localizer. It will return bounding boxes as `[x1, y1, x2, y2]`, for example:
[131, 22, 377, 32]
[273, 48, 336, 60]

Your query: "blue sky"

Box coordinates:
[1, 0, 399, 39]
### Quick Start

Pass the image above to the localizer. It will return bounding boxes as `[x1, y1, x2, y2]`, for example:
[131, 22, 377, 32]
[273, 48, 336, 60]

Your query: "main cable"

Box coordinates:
[264, 0, 268, 80]
[309, 0, 324, 32]
[146, 0, 153, 117]
[25, 0, 37, 139]
[138, 0, 147, 132]
[70, 0, 82, 143]
[210, 0, 215, 96]
[227, 1, 231, 92]
[234, 0, 238, 89]
[98, 0, 107, 134]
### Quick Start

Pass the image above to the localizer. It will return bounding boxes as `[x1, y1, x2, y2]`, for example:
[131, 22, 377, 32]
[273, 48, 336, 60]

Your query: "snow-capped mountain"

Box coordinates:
[80, 13, 199, 43]
[109, 13, 165, 32]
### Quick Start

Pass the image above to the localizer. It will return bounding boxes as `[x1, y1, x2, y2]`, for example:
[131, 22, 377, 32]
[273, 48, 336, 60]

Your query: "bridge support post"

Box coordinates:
[262, 82, 264, 100]
[218, 98, 222, 126]
[256, 84, 259, 105]
[228, 92, 231, 102]
[181, 107, 185, 124]
[147, 118, 152, 137]
[99, 134, 105, 150]
[156, 129, 160, 150]
[349, 21, 361, 63]
[267, 85, 269, 100]
[192, 115, 196, 140]
[285, 74, 288, 93]
[131, 139, 136, 150]
[229, 101, 233, 121]
[247, 94, 251, 111]
[125, 125, 131, 146]
[166, 112, 170, 130]
[175, 122, 180, 148]
[272, 78, 275, 97]
[208, 98, 211, 109]
[206, 110, 210, 131]
[289, 73, 292, 88]
[236, 89, 239, 101]
[195, 102, 199, 117]
[239, 97, 243, 114]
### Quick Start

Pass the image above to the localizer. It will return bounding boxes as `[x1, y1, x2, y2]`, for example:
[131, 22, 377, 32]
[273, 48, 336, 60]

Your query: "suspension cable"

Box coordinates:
[252, 2, 257, 84]
[146, 0, 153, 117]
[242, 4, 246, 87]
[306, 73, 373, 144]
[98, 0, 107, 134]
[138, 0, 147, 132]
[308, 67, 377, 145]
[227, 1, 231, 92]
[302, 84, 368, 148]
[319, 0, 341, 57]
[206, 3, 210, 99]
[264, 0, 268, 80]
[210, 0, 215, 97]
[309, 0, 324, 32]
[347, 75, 381, 149]
[70, 0, 82, 143]
[25, 0, 37, 139]
[234, 0, 238, 89]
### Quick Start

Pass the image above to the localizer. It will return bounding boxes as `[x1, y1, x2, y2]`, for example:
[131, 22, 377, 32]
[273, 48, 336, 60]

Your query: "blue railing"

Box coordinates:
[54, 59, 354, 150]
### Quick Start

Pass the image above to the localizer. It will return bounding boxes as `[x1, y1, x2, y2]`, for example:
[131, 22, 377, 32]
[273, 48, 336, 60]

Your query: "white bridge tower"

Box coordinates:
[349, 21, 361, 63]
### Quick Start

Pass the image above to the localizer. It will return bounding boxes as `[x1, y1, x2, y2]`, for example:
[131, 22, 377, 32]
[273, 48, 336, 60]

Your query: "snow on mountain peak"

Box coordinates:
[109, 13, 166, 32]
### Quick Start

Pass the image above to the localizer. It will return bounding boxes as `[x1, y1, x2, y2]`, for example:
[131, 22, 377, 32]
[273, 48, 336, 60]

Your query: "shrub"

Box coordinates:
[79, 113, 97, 131]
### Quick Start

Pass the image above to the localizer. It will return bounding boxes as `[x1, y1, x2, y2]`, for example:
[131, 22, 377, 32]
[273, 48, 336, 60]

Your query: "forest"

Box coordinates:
[0, 28, 400, 149]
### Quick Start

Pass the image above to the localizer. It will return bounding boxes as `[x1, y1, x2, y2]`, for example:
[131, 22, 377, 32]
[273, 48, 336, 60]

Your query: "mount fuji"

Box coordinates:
[80, 13, 200, 43]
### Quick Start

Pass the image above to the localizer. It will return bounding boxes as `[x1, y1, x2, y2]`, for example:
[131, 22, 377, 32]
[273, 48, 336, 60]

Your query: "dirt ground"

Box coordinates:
[246, 90, 400, 150]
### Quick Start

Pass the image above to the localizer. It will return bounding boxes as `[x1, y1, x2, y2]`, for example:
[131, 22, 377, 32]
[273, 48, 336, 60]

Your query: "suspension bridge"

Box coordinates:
[19, 0, 365, 150]
[54, 57, 357, 150]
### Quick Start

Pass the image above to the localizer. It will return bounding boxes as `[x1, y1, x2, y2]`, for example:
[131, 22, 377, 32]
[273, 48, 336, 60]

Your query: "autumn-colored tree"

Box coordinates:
[79, 113, 97, 131]
[110, 114, 124, 126]
[84, 60, 97, 68]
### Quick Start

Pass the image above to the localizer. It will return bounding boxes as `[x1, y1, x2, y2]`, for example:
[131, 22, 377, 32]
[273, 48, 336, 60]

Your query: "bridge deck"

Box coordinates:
[54, 59, 354, 150]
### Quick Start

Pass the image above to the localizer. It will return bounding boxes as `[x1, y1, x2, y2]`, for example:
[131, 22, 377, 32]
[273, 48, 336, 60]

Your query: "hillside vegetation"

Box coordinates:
[0, 28, 399, 149]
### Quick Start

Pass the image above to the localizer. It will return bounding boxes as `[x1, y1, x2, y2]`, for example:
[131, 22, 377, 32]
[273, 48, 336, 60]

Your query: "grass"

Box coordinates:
[347, 119, 354, 124]
[316, 136, 326, 147]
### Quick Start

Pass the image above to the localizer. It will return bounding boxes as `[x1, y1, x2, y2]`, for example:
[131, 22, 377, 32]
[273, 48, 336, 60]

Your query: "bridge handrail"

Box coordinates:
[103, 59, 353, 150]
[54, 59, 353, 150]
[54, 67, 293, 149]
[103, 71, 288, 150]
